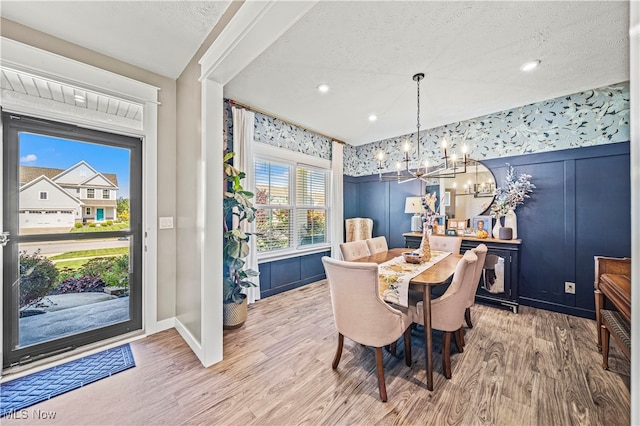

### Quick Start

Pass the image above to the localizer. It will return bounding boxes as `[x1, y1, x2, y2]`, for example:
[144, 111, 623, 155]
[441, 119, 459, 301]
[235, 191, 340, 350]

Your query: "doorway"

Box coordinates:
[2, 112, 143, 368]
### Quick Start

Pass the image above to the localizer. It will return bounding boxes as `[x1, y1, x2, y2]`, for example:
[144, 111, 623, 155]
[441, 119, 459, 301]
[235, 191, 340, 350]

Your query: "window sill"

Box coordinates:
[257, 244, 331, 264]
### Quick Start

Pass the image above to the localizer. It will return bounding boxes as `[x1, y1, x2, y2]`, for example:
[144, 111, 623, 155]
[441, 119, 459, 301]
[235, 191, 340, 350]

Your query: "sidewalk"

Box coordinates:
[19, 296, 130, 347]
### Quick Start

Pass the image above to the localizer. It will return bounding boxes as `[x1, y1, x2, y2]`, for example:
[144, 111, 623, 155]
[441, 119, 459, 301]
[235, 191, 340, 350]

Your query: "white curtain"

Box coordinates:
[331, 141, 344, 259]
[232, 106, 260, 303]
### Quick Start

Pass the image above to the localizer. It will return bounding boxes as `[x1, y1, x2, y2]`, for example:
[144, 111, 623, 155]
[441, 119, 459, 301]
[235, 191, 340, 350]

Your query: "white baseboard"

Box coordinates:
[174, 318, 203, 364]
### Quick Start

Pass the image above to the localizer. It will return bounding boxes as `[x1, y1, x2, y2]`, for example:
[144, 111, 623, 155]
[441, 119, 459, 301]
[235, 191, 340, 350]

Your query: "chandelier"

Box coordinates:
[377, 73, 470, 183]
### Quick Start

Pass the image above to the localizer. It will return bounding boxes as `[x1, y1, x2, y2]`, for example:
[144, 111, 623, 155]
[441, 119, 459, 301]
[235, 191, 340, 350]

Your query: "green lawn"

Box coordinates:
[49, 247, 129, 260]
[70, 223, 129, 233]
[52, 258, 90, 270]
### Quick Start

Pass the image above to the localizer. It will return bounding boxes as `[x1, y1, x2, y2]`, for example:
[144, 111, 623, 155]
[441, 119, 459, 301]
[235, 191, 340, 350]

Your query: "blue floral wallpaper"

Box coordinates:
[253, 112, 333, 160]
[345, 82, 630, 176]
[224, 100, 333, 160]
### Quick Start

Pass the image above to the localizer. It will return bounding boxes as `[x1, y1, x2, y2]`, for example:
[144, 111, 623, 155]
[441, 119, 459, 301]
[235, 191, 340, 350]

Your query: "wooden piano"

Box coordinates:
[594, 256, 631, 351]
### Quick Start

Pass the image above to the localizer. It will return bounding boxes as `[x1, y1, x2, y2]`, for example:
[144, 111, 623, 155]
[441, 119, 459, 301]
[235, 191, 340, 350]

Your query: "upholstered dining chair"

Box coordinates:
[464, 244, 488, 329]
[366, 236, 388, 255]
[322, 257, 412, 402]
[408, 250, 478, 379]
[409, 235, 463, 302]
[428, 235, 462, 254]
[339, 240, 370, 261]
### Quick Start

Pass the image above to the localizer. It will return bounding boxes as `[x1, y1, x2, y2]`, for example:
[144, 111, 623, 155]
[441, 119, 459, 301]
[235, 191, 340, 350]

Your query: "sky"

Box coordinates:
[20, 132, 131, 198]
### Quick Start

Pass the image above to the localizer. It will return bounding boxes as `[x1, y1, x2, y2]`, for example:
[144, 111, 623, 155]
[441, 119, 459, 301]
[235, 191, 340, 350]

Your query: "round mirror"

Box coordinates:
[426, 159, 496, 220]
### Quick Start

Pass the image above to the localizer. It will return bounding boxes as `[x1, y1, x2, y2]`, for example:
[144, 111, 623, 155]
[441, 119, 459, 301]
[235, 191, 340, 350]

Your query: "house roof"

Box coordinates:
[20, 165, 118, 187]
[19, 175, 84, 207]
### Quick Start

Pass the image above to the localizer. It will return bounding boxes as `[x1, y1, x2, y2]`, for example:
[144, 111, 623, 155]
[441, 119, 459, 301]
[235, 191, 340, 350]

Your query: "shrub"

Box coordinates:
[106, 220, 113, 226]
[52, 255, 130, 294]
[19, 250, 59, 308]
[74, 222, 83, 228]
[88, 222, 97, 227]
[53, 276, 104, 294]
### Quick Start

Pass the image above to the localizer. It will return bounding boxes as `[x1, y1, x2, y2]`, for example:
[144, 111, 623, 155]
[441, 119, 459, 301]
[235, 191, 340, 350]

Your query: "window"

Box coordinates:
[254, 156, 330, 257]
[87, 188, 95, 198]
[103, 189, 110, 199]
[39, 191, 48, 200]
[86, 207, 91, 215]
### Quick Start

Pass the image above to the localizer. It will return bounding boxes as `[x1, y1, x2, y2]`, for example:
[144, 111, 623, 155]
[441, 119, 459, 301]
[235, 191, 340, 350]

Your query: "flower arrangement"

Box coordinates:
[421, 192, 440, 228]
[490, 163, 535, 218]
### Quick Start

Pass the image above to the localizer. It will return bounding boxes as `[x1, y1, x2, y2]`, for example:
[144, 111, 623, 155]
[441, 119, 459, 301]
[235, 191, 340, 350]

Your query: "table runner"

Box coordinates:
[378, 250, 451, 307]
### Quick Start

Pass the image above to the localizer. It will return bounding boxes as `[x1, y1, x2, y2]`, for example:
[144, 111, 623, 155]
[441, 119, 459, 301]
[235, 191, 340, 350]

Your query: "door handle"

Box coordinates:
[0, 231, 10, 247]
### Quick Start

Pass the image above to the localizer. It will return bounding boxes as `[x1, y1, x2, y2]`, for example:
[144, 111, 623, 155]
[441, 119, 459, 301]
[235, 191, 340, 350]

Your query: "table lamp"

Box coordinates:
[404, 197, 424, 232]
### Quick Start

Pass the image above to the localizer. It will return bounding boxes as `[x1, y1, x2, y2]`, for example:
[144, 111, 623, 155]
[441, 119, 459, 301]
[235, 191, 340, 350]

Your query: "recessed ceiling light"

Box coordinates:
[74, 94, 86, 103]
[520, 60, 541, 72]
[317, 83, 330, 93]
[368, 114, 377, 122]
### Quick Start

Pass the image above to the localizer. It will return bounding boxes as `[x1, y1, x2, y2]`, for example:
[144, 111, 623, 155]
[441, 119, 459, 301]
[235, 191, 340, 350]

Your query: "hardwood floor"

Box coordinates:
[3, 280, 630, 425]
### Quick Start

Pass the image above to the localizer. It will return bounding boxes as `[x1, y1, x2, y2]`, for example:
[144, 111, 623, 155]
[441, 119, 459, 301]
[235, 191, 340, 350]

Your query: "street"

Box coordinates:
[18, 239, 131, 256]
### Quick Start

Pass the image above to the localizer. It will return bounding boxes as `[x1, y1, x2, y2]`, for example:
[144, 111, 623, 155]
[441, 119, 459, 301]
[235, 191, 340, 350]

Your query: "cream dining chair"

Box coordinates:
[409, 250, 478, 379]
[322, 257, 412, 402]
[428, 235, 462, 254]
[366, 236, 388, 255]
[464, 244, 488, 330]
[339, 240, 370, 261]
[409, 235, 463, 303]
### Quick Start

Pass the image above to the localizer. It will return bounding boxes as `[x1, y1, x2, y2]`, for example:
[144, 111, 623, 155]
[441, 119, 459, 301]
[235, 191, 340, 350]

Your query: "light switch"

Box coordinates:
[159, 216, 174, 229]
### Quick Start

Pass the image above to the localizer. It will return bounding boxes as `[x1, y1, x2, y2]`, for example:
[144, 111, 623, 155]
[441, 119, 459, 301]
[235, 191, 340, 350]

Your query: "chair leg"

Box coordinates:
[389, 342, 397, 357]
[375, 347, 388, 402]
[443, 331, 452, 379]
[601, 325, 610, 370]
[332, 333, 344, 369]
[454, 328, 464, 353]
[465, 307, 473, 328]
[404, 327, 412, 367]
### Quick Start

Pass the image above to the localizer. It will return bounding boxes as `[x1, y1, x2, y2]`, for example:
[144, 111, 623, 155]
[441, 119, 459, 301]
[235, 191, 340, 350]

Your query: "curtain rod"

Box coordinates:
[228, 99, 346, 145]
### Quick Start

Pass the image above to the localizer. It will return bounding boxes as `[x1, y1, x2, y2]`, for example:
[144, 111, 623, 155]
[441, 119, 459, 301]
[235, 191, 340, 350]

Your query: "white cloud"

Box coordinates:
[20, 154, 37, 162]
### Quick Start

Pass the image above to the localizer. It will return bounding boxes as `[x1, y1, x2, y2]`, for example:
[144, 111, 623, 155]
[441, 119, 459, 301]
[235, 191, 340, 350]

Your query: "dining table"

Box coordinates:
[352, 247, 462, 391]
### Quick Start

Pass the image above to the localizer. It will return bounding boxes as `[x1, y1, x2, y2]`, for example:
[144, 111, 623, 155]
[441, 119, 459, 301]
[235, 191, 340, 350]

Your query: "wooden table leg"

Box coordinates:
[423, 285, 433, 391]
[594, 289, 603, 351]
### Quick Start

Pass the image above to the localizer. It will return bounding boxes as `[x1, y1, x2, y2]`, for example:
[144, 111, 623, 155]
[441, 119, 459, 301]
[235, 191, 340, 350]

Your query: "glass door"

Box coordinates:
[2, 112, 142, 368]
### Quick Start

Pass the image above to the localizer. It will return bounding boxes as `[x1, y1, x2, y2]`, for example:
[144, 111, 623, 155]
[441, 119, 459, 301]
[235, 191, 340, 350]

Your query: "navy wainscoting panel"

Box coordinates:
[358, 179, 390, 239]
[388, 179, 422, 248]
[574, 153, 631, 310]
[483, 142, 630, 318]
[259, 251, 331, 298]
[343, 174, 421, 248]
[343, 177, 358, 222]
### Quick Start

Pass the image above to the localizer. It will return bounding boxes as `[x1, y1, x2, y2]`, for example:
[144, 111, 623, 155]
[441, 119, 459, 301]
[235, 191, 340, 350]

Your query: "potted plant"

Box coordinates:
[223, 151, 259, 329]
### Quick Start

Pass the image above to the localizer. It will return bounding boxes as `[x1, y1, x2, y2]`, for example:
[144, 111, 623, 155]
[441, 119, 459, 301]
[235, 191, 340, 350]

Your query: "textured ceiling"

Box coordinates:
[0, 1, 630, 146]
[0, 1, 231, 79]
[225, 1, 630, 145]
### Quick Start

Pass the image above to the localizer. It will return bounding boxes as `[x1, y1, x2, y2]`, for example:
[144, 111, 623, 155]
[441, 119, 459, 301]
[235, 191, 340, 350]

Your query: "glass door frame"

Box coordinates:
[2, 112, 143, 368]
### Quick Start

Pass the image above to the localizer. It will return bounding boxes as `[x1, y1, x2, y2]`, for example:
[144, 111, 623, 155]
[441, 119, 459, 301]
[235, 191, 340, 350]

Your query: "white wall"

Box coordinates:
[629, 1, 639, 422]
[1, 19, 178, 323]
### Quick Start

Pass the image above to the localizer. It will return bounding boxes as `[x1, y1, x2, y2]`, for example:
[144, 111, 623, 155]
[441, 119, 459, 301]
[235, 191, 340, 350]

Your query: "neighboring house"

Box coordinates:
[19, 161, 119, 230]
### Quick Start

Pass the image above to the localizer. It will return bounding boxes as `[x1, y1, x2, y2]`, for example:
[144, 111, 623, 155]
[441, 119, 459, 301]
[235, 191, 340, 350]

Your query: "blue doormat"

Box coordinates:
[0, 344, 135, 417]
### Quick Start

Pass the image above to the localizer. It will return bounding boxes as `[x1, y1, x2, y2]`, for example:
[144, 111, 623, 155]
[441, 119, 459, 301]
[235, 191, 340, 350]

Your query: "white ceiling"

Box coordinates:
[0, 1, 232, 79]
[0, 1, 630, 146]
